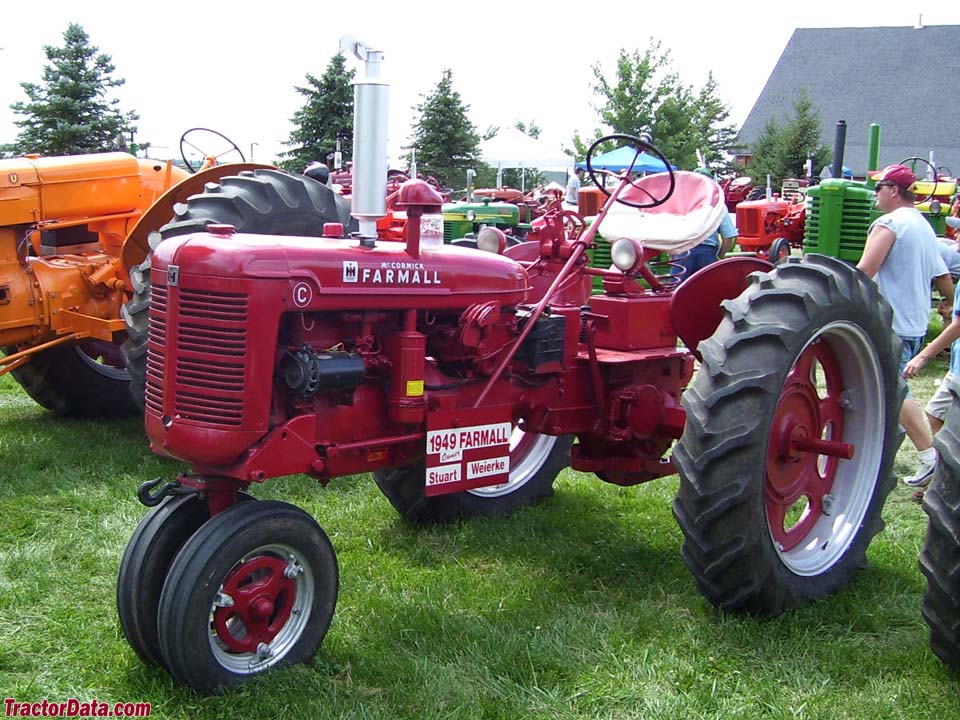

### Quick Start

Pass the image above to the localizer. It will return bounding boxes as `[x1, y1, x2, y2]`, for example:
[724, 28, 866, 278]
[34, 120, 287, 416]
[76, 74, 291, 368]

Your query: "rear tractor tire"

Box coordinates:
[919, 386, 960, 671]
[4, 340, 137, 418]
[122, 169, 352, 409]
[673, 254, 903, 616]
[374, 431, 572, 523]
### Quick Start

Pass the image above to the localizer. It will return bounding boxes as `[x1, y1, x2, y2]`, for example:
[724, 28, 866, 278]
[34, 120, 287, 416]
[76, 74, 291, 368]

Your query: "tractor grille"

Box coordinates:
[144, 283, 249, 427]
[589, 243, 612, 270]
[174, 289, 248, 426]
[443, 222, 455, 243]
[738, 206, 762, 238]
[802, 182, 877, 262]
[587, 242, 612, 293]
[144, 285, 167, 417]
[803, 194, 874, 258]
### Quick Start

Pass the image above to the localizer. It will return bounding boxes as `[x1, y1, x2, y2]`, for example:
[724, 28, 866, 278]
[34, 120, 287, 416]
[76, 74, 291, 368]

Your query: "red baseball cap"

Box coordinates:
[870, 164, 916, 190]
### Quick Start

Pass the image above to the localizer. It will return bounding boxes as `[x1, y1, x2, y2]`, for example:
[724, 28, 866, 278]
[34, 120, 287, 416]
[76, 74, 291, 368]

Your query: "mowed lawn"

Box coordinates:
[0, 360, 958, 720]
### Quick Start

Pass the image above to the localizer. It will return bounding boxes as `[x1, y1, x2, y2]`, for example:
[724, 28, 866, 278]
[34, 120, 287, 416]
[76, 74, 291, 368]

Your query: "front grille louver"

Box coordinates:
[145, 283, 249, 428]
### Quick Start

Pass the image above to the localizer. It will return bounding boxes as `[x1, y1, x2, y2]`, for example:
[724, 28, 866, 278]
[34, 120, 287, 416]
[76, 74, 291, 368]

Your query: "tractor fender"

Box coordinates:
[669, 256, 773, 360]
[120, 162, 276, 274]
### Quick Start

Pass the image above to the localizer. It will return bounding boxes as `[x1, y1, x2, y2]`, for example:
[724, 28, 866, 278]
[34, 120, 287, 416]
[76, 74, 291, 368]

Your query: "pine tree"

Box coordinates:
[744, 90, 830, 187]
[8, 23, 137, 156]
[406, 69, 480, 187]
[279, 52, 355, 173]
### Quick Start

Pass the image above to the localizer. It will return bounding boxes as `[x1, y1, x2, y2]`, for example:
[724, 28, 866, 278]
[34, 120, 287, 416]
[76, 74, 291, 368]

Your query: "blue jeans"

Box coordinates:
[677, 244, 719, 281]
[899, 335, 923, 398]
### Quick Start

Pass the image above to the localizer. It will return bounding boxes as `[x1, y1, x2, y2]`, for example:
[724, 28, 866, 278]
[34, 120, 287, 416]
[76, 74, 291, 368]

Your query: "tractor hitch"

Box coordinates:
[136, 477, 197, 507]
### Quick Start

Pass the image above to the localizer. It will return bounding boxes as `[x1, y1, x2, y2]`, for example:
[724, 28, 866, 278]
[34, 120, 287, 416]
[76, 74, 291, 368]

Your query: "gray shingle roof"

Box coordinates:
[737, 25, 960, 177]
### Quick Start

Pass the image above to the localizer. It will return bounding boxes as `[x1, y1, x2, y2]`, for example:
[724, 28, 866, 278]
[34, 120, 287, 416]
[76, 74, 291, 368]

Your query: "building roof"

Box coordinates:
[737, 25, 960, 177]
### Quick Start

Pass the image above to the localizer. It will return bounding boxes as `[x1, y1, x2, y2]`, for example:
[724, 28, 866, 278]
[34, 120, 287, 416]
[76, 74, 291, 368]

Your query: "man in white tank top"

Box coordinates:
[857, 164, 954, 488]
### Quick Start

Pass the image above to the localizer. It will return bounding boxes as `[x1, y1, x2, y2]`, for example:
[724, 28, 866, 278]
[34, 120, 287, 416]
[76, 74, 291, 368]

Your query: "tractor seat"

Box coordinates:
[598, 171, 727, 254]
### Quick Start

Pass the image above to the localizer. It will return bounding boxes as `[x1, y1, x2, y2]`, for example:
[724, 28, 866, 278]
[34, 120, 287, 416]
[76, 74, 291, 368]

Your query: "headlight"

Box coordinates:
[611, 238, 640, 271]
[465, 209, 477, 222]
[477, 226, 507, 254]
[930, 200, 942, 215]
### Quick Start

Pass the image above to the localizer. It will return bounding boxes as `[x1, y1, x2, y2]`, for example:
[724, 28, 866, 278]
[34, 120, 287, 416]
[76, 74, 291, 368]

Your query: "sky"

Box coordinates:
[2, 2, 960, 170]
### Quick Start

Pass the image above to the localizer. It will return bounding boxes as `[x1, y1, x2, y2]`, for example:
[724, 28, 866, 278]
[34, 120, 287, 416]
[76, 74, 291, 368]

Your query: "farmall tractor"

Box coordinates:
[116, 43, 904, 695]
[0, 129, 278, 416]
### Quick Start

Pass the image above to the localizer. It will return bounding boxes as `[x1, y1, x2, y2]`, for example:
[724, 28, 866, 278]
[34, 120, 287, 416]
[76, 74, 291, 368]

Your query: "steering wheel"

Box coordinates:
[898, 156, 938, 204]
[179, 128, 246, 174]
[586, 133, 675, 209]
[561, 210, 586, 240]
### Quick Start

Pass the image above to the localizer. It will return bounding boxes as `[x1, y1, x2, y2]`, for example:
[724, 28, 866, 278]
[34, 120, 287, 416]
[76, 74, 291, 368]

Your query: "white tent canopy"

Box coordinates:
[480, 127, 571, 168]
[480, 127, 572, 189]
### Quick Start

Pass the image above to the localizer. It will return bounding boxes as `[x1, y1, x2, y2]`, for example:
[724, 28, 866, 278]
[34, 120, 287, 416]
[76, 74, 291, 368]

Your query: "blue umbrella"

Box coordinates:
[575, 145, 675, 173]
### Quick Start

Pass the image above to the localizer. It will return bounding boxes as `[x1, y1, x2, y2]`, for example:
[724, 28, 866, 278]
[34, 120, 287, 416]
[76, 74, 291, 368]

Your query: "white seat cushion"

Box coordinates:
[598, 171, 727, 254]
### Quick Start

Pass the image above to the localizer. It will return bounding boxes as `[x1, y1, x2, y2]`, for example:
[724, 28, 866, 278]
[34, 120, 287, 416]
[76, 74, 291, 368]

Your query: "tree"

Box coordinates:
[744, 90, 831, 187]
[279, 52, 355, 173]
[7, 23, 137, 156]
[569, 43, 739, 171]
[515, 119, 541, 140]
[406, 69, 481, 187]
[691, 73, 743, 171]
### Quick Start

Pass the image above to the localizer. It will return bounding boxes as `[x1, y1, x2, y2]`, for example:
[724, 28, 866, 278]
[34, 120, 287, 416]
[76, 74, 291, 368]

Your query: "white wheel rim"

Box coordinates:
[466, 428, 558, 499]
[208, 543, 314, 674]
[768, 321, 885, 576]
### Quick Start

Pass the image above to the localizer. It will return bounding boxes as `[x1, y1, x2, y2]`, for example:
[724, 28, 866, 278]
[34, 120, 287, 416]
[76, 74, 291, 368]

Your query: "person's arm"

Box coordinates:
[716, 215, 737, 259]
[904, 311, 960, 377]
[856, 224, 896, 278]
[935, 273, 955, 307]
[719, 234, 737, 259]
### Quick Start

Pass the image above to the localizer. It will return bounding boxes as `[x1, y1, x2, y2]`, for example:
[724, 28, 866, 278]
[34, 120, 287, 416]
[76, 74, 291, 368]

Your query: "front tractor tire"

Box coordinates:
[673, 254, 903, 616]
[122, 169, 351, 409]
[920, 386, 960, 671]
[156, 500, 338, 695]
[117, 494, 215, 667]
[374, 431, 572, 523]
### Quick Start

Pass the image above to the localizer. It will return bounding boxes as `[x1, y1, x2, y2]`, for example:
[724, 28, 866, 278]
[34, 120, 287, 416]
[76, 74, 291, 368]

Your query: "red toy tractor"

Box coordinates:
[117, 126, 903, 694]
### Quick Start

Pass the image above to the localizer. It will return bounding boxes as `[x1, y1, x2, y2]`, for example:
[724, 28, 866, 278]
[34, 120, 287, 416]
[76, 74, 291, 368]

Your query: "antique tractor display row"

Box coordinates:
[114, 62, 906, 690]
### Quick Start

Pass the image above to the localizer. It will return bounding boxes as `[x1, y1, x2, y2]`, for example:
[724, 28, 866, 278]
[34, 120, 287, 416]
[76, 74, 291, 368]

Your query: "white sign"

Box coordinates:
[467, 455, 509, 480]
[427, 464, 461, 487]
[426, 422, 512, 457]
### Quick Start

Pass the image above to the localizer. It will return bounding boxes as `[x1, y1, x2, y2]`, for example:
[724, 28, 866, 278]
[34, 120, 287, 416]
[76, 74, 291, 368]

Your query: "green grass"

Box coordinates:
[1, 363, 958, 720]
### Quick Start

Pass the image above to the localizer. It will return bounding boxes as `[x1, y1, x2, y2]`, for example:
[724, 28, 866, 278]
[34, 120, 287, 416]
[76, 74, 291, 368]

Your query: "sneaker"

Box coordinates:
[903, 454, 938, 488]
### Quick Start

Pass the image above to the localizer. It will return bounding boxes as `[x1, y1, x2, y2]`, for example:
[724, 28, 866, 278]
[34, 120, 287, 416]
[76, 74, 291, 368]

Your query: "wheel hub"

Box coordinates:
[766, 341, 850, 552]
[212, 554, 296, 653]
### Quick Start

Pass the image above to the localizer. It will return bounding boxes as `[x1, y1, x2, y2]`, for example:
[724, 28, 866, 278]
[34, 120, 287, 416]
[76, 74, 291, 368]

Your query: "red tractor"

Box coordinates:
[116, 129, 903, 694]
[719, 175, 754, 212]
[735, 195, 807, 264]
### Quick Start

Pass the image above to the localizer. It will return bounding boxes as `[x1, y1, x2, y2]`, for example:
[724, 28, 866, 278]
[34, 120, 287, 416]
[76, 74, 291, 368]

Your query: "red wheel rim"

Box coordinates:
[766, 339, 853, 551]
[213, 554, 296, 653]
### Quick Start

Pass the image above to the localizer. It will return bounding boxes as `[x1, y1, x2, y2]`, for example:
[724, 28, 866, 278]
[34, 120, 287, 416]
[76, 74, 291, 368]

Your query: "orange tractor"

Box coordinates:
[0, 130, 271, 416]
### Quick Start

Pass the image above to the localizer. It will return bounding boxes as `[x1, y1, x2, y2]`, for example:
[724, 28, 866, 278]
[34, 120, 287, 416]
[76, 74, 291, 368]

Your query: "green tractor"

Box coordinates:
[443, 196, 532, 245]
[803, 123, 956, 262]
